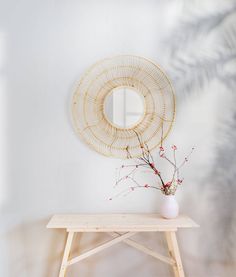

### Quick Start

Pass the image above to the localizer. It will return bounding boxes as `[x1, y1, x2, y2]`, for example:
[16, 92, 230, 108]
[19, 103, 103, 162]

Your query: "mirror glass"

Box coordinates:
[104, 87, 144, 128]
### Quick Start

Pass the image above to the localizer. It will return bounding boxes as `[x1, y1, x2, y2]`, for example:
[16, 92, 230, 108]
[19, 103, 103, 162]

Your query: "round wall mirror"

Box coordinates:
[103, 87, 145, 129]
[72, 55, 175, 158]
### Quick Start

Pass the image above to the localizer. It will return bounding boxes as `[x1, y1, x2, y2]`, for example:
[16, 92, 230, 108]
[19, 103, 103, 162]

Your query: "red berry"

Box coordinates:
[154, 169, 160, 175]
[164, 182, 172, 187]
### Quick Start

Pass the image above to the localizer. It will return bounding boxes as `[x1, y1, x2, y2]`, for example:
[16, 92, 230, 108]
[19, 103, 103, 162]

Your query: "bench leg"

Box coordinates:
[59, 231, 74, 277]
[165, 231, 185, 277]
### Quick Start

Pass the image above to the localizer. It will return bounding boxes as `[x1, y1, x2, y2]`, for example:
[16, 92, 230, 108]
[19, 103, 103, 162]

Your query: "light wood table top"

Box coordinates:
[47, 213, 199, 232]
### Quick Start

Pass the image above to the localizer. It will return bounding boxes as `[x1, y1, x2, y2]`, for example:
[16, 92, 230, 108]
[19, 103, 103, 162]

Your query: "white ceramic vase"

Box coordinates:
[160, 195, 179, 219]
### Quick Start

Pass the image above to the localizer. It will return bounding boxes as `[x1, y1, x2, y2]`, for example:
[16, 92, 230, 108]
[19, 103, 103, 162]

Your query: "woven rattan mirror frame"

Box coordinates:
[72, 55, 175, 159]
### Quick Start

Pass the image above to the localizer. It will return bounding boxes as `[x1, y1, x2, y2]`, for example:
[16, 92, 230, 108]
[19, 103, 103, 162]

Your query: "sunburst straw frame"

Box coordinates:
[72, 55, 175, 159]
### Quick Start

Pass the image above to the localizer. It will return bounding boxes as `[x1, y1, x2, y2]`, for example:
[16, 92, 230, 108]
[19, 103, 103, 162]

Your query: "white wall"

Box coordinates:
[1, 1, 236, 276]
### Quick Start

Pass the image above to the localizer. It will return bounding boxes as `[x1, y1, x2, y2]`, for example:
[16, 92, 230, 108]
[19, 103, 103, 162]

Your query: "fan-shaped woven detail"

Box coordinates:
[72, 55, 175, 158]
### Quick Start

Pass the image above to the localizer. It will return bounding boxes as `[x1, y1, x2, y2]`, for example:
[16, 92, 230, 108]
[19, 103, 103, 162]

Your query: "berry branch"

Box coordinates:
[109, 131, 194, 200]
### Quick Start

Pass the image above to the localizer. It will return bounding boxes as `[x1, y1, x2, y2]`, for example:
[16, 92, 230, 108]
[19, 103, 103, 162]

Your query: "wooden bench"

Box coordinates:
[47, 214, 198, 277]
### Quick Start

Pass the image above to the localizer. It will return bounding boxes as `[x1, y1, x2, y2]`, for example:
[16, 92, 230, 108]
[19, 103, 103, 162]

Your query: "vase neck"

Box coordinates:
[164, 194, 175, 198]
